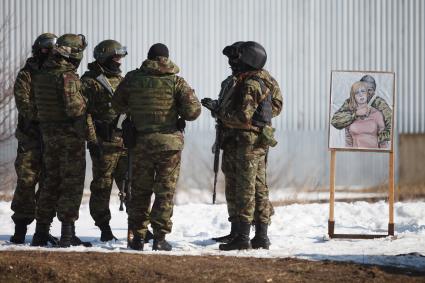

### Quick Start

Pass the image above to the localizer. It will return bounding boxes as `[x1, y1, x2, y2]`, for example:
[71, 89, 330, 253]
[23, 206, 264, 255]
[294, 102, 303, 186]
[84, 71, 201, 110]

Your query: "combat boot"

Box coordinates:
[70, 223, 92, 247]
[219, 222, 251, 251]
[99, 223, 117, 242]
[47, 234, 60, 246]
[145, 230, 154, 242]
[152, 234, 172, 251]
[31, 223, 50, 246]
[10, 221, 27, 244]
[212, 222, 239, 243]
[251, 223, 270, 249]
[59, 223, 73, 247]
[128, 234, 144, 251]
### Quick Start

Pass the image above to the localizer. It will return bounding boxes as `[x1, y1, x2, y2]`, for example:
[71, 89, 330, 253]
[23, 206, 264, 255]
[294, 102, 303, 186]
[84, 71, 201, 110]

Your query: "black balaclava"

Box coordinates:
[229, 59, 255, 74]
[100, 57, 122, 75]
[35, 51, 50, 68]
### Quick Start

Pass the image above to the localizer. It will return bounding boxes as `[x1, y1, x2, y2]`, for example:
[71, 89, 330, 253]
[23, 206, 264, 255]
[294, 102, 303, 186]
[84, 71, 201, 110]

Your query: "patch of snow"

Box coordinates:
[1, 200, 425, 270]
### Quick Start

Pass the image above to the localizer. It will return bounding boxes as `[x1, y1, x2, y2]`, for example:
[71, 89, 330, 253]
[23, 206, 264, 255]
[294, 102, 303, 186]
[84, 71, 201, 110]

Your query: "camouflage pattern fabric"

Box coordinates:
[36, 125, 86, 224]
[113, 56, 201, 238]
[128, 149, 181, 238]
[331, 96, 392, 144]
[221, 131, 274, 224]
[217, 70, 282, 131]
[113, 56, 201, 134]
[33, 56, 87, 225]
[11, 135, 43, 225]
[217, 69, 282, 225]
[14, 58, 39, 121]
[33, 57, 86, 123]
[89, 150, 127, 226]
[82, 61, 122, 124]
[251, 69, 283, 118]
[217, 70, 282, 119]
[82, 61, 126, 227]
[11, 58, 43, 225]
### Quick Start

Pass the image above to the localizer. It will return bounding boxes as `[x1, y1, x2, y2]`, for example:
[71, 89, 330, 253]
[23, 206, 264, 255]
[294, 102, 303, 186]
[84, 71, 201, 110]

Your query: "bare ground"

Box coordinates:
[0, 251, 424, 283]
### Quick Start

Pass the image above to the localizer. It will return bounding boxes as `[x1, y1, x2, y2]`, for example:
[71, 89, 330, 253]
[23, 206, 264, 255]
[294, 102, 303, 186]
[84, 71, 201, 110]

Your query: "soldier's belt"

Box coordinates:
[222, 125, 262, 133]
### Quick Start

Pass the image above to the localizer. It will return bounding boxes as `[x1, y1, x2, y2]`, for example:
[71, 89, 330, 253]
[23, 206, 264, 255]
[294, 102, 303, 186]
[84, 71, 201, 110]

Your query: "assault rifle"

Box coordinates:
[212, 122, 221, 204]
[119, 116, 137, 211]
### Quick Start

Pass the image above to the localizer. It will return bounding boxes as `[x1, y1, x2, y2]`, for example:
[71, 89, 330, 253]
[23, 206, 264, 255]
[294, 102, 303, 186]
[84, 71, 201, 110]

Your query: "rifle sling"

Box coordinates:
[95, 74, 115, 99]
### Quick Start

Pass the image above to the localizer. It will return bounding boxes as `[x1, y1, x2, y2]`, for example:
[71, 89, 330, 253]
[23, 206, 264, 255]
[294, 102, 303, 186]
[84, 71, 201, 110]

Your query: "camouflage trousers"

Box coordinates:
[128, 147, 181, 238]
[89, 146, 127, 227]
[36, 125, 86, 224]
[221, 130, 274, 225]
[10, 142, 43, 225]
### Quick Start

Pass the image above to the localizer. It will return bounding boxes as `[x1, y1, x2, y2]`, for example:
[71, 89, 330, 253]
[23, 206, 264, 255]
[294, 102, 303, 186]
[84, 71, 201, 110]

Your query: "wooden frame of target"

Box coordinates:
[328, 70, 396, 239]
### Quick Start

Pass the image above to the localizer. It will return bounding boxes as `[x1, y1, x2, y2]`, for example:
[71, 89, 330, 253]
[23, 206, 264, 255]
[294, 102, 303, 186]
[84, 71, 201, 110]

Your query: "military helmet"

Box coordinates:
[360, 75, 376, 90]
[238, 41, 267, 70]
[222, 41, 244, 59]
[55, 33, 88, 60]
[94, 39, 128, 63]
[32, 33, 57, 54]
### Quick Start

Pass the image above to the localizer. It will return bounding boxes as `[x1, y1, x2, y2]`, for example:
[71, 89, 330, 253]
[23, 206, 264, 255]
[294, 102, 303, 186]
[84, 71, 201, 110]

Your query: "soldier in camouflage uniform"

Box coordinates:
[31, 34, 91, 248]
[331, 75, 392, 147]
[81, 40, 128, 241]
[113, 43, 201, 251]
[202, 41, 283, 250]
[10, 33, 58, 244]
[203, 42, 282, 249]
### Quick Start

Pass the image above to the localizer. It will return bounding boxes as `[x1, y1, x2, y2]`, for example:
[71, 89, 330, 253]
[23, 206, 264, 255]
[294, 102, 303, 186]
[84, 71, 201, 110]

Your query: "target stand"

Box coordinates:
[328, 149, 395, 239]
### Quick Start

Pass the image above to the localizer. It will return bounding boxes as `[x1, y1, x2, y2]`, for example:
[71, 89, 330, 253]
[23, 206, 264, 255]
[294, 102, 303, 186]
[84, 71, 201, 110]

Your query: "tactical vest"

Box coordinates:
[127, 73, 178, 133]
[33, 70, 70, 123]
[83, 71, 122, 123]
[219, 75, 271, 131]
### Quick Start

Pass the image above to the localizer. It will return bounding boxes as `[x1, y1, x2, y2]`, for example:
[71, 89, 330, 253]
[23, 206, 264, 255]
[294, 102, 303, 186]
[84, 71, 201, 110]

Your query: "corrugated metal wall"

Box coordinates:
[1, 0, 424, 189]
[1, 0, 424, 132]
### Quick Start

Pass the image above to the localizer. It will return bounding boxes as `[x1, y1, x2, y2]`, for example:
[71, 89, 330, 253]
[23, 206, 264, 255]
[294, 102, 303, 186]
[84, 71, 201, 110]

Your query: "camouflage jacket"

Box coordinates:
[13, 57, 42, 147]
[217, 69, 283, 131]
[331, 96, 392, 143]
[112, 56, 201, 152]
[82, 61, 123, 145]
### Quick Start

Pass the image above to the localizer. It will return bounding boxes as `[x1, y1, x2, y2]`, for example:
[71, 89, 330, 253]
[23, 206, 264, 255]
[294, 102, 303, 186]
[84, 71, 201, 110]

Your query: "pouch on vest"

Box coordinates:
[251, 77, 272, 128]
[259, 125, 277, 147]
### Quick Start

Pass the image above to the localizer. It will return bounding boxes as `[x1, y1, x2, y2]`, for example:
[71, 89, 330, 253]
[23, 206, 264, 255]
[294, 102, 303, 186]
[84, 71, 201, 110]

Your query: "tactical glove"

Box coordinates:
[201, 98, 218, 114]
[87, 141, 103, 159]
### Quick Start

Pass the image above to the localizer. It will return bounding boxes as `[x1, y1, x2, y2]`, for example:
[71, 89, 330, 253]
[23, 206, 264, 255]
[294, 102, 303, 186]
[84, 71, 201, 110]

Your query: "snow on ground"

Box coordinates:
[1, 200, 425, 271]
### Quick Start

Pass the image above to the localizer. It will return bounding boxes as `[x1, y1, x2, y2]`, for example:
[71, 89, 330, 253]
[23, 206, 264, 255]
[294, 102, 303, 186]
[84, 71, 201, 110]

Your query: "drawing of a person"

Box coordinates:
[331, 75, 392, 148]
[339, 81, 388, 149]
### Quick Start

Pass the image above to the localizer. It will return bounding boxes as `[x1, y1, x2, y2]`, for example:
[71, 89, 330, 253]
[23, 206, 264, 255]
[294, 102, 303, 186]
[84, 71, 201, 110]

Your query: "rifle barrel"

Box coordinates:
[213, 172, 218, 204]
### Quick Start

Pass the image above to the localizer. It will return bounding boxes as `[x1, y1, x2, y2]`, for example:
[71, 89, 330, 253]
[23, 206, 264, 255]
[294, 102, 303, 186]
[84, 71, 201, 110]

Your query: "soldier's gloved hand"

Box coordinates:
[201, 98, 218, 113]
[87, 141, 103, 159]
